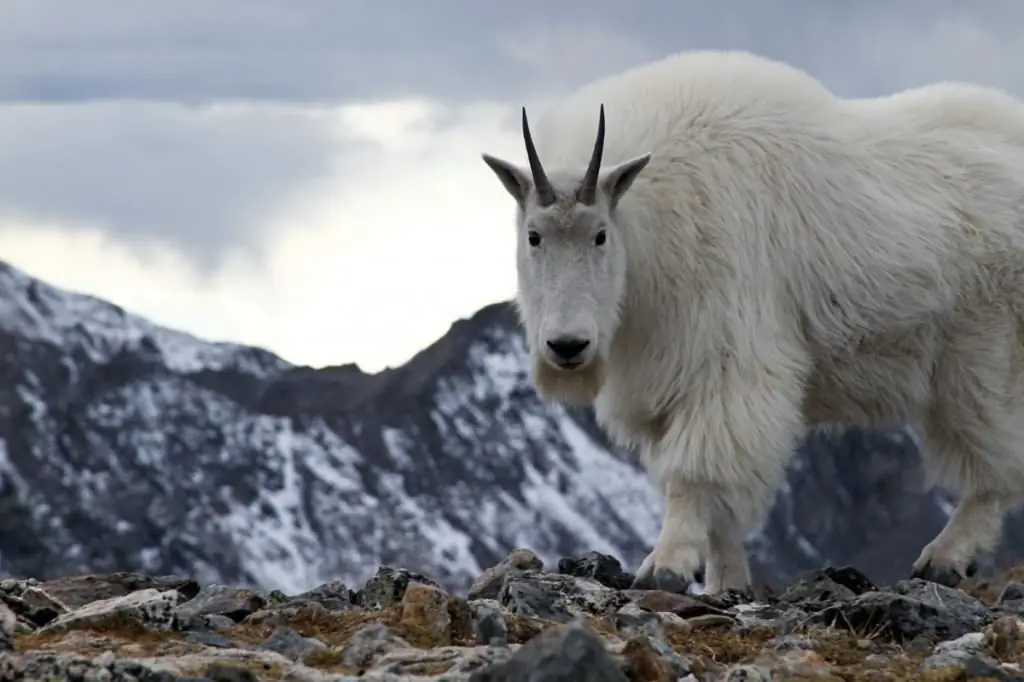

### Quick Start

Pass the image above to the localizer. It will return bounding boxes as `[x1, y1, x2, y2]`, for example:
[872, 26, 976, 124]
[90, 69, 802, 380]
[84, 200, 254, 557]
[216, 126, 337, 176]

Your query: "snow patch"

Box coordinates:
[0, 262, 287, 377]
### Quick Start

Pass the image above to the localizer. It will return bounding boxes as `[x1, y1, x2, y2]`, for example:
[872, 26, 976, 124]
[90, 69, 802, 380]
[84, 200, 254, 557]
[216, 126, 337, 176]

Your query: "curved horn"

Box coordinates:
[576, 104, 606, 205]
[521, 107, 556, 206]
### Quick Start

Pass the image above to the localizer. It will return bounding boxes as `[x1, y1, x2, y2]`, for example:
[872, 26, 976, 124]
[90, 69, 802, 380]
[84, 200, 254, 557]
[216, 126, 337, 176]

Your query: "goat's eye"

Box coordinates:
[594, 230, 607, 246]
[528, 231, 541, 247]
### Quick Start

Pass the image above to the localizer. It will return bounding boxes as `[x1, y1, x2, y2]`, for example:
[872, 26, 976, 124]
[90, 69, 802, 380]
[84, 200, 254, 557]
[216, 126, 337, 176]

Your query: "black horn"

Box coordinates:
[576, 104, 606, 205]
[521, 107, 556, 206]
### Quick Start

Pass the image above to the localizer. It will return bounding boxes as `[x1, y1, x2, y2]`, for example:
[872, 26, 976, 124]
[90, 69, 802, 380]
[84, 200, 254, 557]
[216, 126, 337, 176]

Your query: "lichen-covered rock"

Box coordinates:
[40, 587, 182, 633]
[8, 554, 1024, 680]
[172, 584, 268, 627]
[358, 567, 442, 611]
[467, 548, 544, 601]
[497, 570, 627, 623]
[557, 551, 635, 590]
[468, 619, 628, 682]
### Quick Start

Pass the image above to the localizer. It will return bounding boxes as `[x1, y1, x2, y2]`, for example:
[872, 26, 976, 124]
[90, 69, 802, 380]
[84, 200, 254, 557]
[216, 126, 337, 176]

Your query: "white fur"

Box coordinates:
[481, 49, 1024, 593]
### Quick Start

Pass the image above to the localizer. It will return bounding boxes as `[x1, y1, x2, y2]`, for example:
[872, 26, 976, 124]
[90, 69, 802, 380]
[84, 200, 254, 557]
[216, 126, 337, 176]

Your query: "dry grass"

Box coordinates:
[661, 621, 942, 681]
[964, 566, 1024, 605]
[15, 616, 189, 656]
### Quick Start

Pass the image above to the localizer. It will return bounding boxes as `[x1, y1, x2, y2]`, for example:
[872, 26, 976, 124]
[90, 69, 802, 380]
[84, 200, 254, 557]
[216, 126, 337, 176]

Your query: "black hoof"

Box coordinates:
[653, 567, 692, 594]
[630, 567, 697, 594]
[910, 562, 966, 588]
[630, 572, 658, 591]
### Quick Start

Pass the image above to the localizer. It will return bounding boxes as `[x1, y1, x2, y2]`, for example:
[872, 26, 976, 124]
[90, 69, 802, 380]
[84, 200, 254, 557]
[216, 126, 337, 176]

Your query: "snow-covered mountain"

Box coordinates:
[0, 259, 1020, 594]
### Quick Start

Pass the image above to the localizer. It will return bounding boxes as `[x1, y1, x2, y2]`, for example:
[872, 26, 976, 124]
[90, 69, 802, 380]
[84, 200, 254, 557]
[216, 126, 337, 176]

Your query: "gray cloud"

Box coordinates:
[0, 102, 335, 270]
[1, 0, 1024, 269]
[5, 0, 1024, 104]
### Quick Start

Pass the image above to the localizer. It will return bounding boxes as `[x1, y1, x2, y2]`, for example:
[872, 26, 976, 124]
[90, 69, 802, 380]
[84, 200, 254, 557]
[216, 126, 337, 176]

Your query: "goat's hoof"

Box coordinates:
[632, 567, 690, 594]
[630, 566, 701, 594]
[910, 560, 977, 588]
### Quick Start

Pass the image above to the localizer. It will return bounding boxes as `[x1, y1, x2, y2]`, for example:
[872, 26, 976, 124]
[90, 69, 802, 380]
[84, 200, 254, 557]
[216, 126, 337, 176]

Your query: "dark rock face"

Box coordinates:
[0, 258, 1022, 596]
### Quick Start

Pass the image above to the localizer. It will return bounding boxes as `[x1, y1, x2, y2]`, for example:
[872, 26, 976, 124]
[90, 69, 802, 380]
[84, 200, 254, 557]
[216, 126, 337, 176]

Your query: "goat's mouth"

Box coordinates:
[554, 359, 584, 370]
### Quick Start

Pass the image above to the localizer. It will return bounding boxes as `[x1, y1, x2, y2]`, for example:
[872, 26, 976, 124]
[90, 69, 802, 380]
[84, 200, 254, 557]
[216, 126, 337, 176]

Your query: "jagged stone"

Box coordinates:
[557, 551, 635, 590]
[40, 587, 182, 633]
[172, 584, 268, 627]
[36, 573, 201, 609]
[809, 578, 994, 643]
[497, 569, 628, 623]
[358, 567, 441, 611]
[468, 619, 628, 681]
[467, 549, 544, 601]
[281, 580, 355, 613]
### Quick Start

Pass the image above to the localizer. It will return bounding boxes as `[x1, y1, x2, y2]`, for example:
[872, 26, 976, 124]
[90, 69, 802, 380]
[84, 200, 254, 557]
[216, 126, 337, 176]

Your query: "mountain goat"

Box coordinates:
[481, 49, 1024, 595]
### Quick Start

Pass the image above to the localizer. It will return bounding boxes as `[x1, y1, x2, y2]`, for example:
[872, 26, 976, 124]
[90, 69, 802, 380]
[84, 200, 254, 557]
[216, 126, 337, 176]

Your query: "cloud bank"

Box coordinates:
[1, 0, 1023, 371]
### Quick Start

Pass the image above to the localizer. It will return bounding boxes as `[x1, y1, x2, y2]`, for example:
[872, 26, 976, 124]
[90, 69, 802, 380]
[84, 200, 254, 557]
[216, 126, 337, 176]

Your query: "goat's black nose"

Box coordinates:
[546, 337, 590, 361]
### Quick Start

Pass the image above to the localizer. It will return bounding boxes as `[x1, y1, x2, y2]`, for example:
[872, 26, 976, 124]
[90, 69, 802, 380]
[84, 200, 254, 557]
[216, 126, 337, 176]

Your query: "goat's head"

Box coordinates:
[481, 105, 651, 403]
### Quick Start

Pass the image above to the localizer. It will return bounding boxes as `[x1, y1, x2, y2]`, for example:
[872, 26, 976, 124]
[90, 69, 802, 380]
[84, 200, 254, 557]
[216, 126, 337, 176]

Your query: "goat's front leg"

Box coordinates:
[632, 479, 764, 593]
[706, 519, 753, 593]
[632, 482, 713, 593]
[631, 353, 806, 594]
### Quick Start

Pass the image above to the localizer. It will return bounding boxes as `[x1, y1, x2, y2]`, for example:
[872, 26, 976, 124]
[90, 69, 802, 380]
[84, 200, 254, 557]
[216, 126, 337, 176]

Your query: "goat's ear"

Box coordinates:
[482, 154, 532, 205]
[600, 153, 651, 208]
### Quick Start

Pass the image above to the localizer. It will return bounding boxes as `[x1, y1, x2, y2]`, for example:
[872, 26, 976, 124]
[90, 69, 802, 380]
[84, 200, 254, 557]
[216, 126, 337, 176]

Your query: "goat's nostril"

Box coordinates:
[546, 337, 591, 361]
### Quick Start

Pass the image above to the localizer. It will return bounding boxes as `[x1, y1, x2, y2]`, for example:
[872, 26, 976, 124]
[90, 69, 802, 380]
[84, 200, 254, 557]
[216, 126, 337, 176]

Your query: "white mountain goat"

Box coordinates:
[480, 49, 1024, 594]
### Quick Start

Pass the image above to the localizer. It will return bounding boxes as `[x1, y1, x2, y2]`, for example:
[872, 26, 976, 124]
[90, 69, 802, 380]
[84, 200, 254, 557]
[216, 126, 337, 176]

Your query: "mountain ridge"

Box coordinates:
[0, 258, 1021, 597]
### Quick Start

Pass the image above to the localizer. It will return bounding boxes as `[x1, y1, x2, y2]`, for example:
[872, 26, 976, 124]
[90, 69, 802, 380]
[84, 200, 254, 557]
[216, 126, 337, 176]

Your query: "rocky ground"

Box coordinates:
[1, 552, 1023, 681]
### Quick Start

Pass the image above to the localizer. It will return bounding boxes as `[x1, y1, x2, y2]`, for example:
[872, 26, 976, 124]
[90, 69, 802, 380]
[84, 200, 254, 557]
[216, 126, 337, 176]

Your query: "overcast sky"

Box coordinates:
[1, 0, 1023, 372]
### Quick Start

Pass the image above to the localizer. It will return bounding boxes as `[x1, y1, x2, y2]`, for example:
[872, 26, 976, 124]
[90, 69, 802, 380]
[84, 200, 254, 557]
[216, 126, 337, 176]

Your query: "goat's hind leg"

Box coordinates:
[911, 490, 1020, 586]
[912, 316, 1024, 586]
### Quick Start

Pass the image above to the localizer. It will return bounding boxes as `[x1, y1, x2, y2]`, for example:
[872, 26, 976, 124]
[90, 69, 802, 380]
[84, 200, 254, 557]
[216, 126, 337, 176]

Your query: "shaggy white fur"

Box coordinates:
[481, 49, 1024, 594]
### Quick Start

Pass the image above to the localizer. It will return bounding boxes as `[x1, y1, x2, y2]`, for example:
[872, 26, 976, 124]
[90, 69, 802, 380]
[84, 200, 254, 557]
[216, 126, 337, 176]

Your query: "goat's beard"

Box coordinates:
[530, 352, 606, 407]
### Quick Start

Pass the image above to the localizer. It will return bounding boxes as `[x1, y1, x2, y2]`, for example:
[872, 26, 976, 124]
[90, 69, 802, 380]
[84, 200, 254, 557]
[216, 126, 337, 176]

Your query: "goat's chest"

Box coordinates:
[592, 374, 671, 454]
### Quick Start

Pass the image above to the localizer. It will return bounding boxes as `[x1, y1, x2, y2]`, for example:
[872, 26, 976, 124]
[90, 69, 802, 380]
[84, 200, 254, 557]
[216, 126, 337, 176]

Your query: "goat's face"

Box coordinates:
[481, 105, 650, 404]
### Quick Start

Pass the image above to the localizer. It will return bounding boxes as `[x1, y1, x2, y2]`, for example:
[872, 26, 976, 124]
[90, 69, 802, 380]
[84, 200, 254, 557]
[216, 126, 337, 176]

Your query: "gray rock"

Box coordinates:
[921, 631, 987, 670]
[777, 573, 855, 608]
[258, 625, 327, 661]
[40, 588, 181, 633]
[556, 552, 635, 590]
[282, 579, 355, 612]
[612, 601, 666, 635]
[171, 584, 267, 625]
[497, 570, 627, 623]
[1001, 581, 1024, 603]
[339, 622, 413, 670]
[809, 579, 992, 642]
[467, 619, 628, 682]
[183, 613, 236, 631]
[729, 601, 809, 635]
[468, 549, 544, 601]
[182, 629, 240, 648]
[470, 599, 508, 647]
[358, 566, 442, 610]
[722, 664, 773, 681]
[961, 655, 1023, 681]
[0, 585, 67, 629]
[34, 573, 200, 610]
